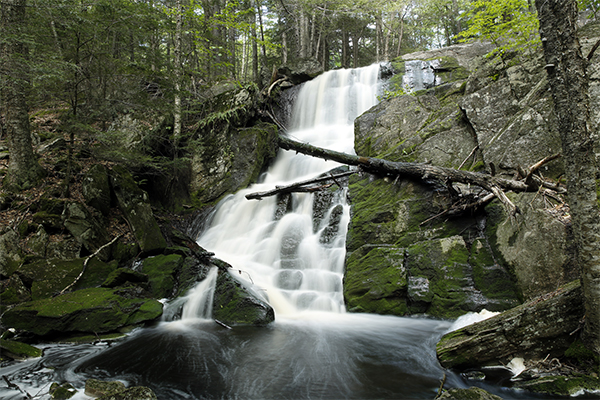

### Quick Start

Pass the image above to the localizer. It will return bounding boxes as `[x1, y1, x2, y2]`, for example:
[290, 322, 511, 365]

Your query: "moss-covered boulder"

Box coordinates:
[140, 254, 184, 298]
[512, 375, 600, 397]
[97, 386, 157, 400]
[213, 270, 274, 326]
[1, 287, 162, 336]
[82, 164, 111, 216]
[0, 274, 31, 311]
[85, 379, 127, 398]
[110, 165, 167, 255]
[18, 257, 118, 300]
[102, 267, 149, 289]
[0, 338, 42, 360]
[49, 382, 77, 399]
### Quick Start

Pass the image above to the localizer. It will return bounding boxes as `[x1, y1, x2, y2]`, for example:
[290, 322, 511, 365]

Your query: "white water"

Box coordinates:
[191, 64, 381, 317]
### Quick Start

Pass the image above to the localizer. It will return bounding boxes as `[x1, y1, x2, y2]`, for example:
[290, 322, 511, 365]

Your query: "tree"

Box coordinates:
[535, 0, 600, 355]
[1, 0, 45, 189]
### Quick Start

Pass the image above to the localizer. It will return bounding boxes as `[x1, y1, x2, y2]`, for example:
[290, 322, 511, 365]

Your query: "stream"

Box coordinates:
[0, 65, 579, 400]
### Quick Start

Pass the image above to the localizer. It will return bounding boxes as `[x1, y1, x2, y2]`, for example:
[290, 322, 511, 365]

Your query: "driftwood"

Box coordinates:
[245, 170, 355, 200]
[274, 135, 565, 217]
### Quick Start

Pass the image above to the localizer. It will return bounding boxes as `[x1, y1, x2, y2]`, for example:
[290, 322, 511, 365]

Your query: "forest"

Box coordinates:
[1, 0, 600, 399]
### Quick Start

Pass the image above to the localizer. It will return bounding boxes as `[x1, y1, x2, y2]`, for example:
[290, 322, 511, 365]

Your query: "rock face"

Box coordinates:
[110, 165, 167, 255]
[343, 27, 600, 316]
[189, 84, 279, 205]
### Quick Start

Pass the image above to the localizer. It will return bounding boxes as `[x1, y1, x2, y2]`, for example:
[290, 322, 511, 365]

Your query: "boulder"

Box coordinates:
[110, 165, 167, 255]
[18, 257, 118, 300]
[63, 201, 112, 261]
[82, 164, 111, 216]
[97, 386, 157, 400]
[213, 270, 275, 326]
[1, 287, 163, 336]
[0, 228, 24, 278]
[85, 379, 127, 398]
[102, 267, 149, 289]
[49, 382, 77, 399]
[0, 274, 31, 311]
[436, 280, 583, 370]
[140, 254, 184, 298]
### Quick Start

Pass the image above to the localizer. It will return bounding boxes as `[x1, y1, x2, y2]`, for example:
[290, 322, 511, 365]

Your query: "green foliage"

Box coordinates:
[458, 0, 540, 60]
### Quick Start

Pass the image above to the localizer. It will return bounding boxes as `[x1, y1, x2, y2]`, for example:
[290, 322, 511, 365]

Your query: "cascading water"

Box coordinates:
[189, 64, 381, 317]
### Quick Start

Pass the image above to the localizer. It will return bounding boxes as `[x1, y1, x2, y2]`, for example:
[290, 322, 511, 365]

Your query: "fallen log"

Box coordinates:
[277, 135, 565, 215]
[436, 280, 583, 370]
[245, 170, 355, 200]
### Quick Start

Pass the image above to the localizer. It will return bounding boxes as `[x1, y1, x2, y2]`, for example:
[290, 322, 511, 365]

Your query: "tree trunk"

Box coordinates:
[535, 0, 600, 355]
[1, 0, 44, 189]
[173, 0, 183, 143]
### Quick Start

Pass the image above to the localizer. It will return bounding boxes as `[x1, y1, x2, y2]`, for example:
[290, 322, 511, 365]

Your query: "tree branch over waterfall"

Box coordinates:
[248, 135, 567, 216]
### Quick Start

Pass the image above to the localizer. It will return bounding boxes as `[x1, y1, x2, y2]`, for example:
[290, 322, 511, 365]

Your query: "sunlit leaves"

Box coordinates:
[458, 0, 539, 59]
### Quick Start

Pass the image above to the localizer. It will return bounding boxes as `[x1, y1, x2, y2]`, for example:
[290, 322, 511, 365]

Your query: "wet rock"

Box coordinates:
[435, 387, 503, 400]
[512, 375, 600, 396]
[1, 287, 163, 336]
[436, 280, 583, 370]
[49, 382, 77, 399]
[110, 165, 167, 255]
[344, 245, 408, 314]
[0, 339, 42, 360]
[85, 379, 127, 398]
[213, 269, 274, 326]
[97, 386, 157, 400]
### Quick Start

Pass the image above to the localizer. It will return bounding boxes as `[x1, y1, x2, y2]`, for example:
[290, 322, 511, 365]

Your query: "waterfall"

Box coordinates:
[190, 64, 381, 318]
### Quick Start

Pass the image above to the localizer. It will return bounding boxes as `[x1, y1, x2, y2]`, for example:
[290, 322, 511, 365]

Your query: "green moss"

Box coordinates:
[0, 339, 42, 359]
[344, 245, 408, 315]
[516, 375, 600, 396]
[565, 340, 600, 374]
[141, 254, 184, 298]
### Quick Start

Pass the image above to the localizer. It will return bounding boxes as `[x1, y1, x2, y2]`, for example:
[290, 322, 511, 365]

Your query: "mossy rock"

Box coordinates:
[436, 387, 503, 400]
[85, 379, 127, 398]
[97, 386, 157, 400]
[102, 267, 149, 289]
[1, 287, 163, 336]
[49, 382, 77, 399]
[344, 245, 408, 315]
[63, 201, 112, 261]
[18, 257, 118, 300]
[31, 211, 63, 231]
[213, 270, 274, 326]
[513, 375, 600, 397]
[0, 274, 31, 311]
[0, 338, 42, 360]
[110, 165, 167, 255]
[140, 254, 184, 298]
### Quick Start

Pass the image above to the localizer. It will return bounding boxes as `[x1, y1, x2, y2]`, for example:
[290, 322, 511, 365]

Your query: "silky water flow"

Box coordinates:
[0, 65, 542, 400]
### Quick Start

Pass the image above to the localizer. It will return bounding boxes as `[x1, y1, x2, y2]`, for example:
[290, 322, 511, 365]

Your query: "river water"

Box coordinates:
[0, 65, 574, 400]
